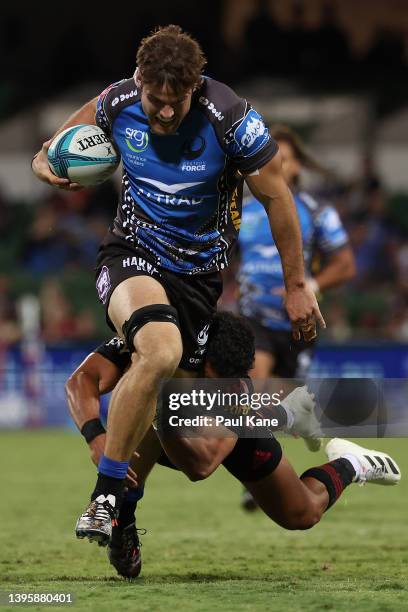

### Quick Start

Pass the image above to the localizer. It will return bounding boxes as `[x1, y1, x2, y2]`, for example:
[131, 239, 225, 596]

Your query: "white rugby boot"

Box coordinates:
[326, 438, 401, 485]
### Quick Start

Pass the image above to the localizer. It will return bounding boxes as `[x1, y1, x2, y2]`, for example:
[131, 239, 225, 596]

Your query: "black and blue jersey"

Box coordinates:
[96, 76, 277, 274]
[239, 192, 349, 331]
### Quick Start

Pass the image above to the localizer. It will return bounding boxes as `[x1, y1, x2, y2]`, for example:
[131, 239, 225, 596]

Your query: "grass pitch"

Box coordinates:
[0, 431, 407, 611]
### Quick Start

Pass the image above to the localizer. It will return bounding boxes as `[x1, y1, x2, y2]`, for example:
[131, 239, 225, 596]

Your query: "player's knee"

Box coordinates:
[185, 465, 213, 481]
[280, 506, 322, 531]
[180, 456, 215, 481]
[141, 342, 182, 378]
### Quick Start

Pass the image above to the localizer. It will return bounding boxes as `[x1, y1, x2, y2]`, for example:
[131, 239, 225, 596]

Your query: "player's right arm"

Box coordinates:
[65, 350, 121, 430]
[65, 338, 138, 485]
[65, 353, 137, 486]
[65, 351, 122, 469]
[31, 97, 98, 189]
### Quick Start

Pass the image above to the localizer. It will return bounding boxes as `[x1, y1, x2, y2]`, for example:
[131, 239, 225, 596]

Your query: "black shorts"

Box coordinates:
[246, 317, 315, 378]
[95, 232, 223, 371]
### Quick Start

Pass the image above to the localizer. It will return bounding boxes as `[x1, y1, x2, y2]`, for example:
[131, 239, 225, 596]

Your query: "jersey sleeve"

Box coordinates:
[95, 80, 127, 135]
[196, 79, 278, 175]
[94, 337, 131, 372]
[314, 205, 349, 254]
[223, 103, 278, 174]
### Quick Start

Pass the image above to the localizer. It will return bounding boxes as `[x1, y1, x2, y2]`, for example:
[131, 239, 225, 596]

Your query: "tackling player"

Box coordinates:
[66, 312, 401, 579]
[33, 25, 325, 540]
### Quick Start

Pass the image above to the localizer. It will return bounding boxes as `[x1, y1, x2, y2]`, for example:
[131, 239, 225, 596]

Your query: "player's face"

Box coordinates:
[277, 140, 301, 188]
[141, 82, 193, 135]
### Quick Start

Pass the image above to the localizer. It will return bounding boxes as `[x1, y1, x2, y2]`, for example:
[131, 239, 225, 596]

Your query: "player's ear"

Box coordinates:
[134, 68, 142, 88]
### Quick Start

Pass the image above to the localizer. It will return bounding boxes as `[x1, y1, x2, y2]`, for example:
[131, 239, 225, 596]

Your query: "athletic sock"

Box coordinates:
[91, 455, 129, 506]
[300, 458, 356, 509]
[118, 487, 144, 530]
[341, 453, 361, 479]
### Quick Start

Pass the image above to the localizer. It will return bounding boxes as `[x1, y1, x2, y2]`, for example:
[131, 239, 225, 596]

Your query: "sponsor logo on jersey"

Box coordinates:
[122, 257, 159, 275]
[96, 266, 111, 304]
[135, 177, 205, 206]
[241, 116, 266, 147]
[233, 109, 269, 155]
[137, 177, 205, 194]
[125, 127, 149, 153]
[181, 162, 206, 172]
[111, 89, 138, 107]
[198, 96, 224, 121]
[229, 188, 241, 230]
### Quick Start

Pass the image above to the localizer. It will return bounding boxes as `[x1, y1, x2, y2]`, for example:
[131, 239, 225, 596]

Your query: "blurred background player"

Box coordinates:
[238, 125, 356, 509]
[239, 124, 355, 379]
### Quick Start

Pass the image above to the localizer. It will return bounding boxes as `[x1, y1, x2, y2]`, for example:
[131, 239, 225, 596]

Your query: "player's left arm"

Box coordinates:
[313, 245, 355, 292]
[245, 152, 326, 340]
[31, 97, 98, 190]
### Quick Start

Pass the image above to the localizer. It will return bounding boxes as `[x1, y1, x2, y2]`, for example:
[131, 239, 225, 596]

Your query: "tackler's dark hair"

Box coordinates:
[206, 311, 255, 378]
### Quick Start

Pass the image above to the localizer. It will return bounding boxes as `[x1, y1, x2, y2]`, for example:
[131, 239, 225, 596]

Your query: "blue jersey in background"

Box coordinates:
[239, 192, 349, 330]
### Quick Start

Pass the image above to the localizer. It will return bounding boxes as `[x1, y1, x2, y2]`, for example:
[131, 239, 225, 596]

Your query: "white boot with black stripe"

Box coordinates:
[326, 438, 401, 486]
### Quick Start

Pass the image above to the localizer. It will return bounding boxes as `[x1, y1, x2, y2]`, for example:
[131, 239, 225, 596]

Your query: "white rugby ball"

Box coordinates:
[47, 124, 120, 187]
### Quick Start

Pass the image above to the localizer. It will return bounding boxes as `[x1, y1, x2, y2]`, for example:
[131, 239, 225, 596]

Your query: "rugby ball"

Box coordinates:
[47, 124, 120, 187]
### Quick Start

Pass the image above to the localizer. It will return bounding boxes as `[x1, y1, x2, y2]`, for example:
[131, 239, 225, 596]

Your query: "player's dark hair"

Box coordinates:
[136, 25, 207, 94]
[270, 124, 330, 177]
[206, 311, 255, 378]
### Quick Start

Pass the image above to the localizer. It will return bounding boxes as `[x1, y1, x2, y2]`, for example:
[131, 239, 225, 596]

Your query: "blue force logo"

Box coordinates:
[125, 127, 149, 153]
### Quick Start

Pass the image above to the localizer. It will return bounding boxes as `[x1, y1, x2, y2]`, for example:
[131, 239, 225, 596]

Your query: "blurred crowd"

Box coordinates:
[0, 180, 118, 346]
[0, 152, 407, 347]
[220, 0, 408, 86]
[3, 1, 408, 122]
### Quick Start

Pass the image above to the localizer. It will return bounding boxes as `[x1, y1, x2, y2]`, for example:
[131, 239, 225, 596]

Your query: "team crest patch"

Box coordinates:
[231, 109, 269, 156]
[96, 265, 111, 304]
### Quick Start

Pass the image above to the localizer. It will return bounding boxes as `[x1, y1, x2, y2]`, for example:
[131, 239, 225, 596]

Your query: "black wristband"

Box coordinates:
[80, 418, 106, 444]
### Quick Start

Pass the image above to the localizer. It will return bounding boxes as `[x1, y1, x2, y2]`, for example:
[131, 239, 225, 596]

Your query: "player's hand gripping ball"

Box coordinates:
[47, 124, 120, 187]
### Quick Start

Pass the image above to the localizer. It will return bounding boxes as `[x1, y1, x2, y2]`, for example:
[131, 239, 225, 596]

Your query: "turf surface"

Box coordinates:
[0, 431, 407, 611]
